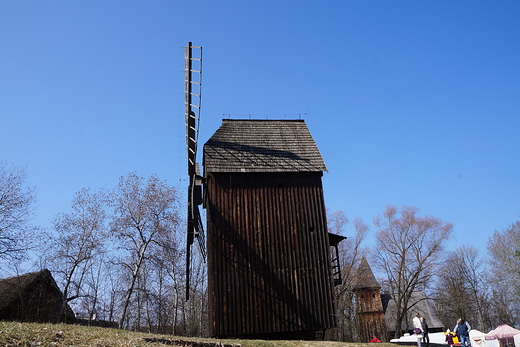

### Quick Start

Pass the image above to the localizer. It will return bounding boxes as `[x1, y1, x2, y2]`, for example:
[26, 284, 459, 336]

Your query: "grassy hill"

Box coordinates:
[0, 321, 396, 347]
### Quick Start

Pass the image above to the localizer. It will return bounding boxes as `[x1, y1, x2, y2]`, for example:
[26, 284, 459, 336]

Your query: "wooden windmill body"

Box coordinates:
[203, 119, 337, 339]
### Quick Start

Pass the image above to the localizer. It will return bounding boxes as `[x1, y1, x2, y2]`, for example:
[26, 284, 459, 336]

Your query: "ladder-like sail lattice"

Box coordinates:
[185, 43, 202, 176]
[185, 42, 206, 301]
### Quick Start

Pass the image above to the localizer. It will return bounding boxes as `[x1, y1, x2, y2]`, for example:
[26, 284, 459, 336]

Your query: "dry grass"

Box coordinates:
[0, 321, 397, 347]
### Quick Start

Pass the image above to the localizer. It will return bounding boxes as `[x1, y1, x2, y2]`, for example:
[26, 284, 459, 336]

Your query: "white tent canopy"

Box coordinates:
[391, 327, 520, 347]
[471, 329, 487, 347]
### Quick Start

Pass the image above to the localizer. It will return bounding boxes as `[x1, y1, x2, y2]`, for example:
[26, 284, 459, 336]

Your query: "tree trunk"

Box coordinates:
[118, 244, 147, 328]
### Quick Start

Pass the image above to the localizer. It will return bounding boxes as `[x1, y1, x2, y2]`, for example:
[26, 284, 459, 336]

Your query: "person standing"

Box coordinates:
[454, 318, 472, 347]
[421, 316, 430, 347]
[413, 313, 422, 347]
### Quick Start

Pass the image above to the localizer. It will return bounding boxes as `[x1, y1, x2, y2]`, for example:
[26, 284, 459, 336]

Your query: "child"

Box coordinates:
[446, 329, 456, 347]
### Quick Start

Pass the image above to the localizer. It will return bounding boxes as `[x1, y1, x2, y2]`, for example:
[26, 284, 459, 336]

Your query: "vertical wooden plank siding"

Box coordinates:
[356, 290, 387, 342]
[206, 172, 336, 338]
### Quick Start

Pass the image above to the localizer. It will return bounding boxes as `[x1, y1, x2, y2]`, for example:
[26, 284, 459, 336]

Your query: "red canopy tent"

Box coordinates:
[485, 325, 520, 347]
[485, 325, 520, 340]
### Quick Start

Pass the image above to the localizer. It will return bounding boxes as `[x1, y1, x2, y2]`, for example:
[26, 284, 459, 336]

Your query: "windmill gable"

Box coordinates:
[204, 119, 327, 173]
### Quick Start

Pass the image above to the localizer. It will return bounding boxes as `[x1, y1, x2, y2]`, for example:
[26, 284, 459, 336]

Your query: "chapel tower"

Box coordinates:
[352, 257, 387, 342]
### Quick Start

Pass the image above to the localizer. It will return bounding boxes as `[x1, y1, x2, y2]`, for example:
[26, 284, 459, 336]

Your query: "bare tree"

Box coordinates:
[0, 162, 39, 263]
[110, 172, 181, 329]
[433, 246, 491, 331]
[373, 205, 452, 338]
[98, 260, 122, 323]
[48, 188, 107, 323]
[326, 210, 369, 342]
[179, 248, 207, 337]
[486, 221, 520, 327]
[456, 246, 489, 330]
[79, 253, 114, 322]
[151, 223, 186, 334]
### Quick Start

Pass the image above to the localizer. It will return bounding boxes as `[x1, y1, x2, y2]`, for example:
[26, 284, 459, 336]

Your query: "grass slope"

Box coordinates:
[0, 321, 395, 347]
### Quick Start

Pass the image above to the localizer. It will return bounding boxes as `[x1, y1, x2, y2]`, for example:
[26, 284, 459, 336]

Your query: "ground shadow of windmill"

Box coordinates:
[202, 119, 345, 340]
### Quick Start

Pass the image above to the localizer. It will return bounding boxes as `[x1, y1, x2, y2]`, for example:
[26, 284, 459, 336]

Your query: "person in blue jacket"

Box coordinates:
[454, 318, 472, 347]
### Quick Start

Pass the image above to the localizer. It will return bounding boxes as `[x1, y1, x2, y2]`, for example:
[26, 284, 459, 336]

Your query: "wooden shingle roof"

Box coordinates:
[203, 119, 327, 173]
[353, 256, 382, 291]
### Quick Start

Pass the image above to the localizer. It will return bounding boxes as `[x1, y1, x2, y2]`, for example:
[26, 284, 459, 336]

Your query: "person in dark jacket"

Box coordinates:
[454, 318, 472, 347]
[421, 316, 430, 347]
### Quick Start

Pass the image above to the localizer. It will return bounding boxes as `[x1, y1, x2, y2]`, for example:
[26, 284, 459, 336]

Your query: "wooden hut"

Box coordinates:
[0, 269, 76, 323]
[203, 119, 337, 339]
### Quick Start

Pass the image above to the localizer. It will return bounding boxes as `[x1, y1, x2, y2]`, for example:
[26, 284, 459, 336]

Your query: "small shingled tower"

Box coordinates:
[352, 257, 387, 342]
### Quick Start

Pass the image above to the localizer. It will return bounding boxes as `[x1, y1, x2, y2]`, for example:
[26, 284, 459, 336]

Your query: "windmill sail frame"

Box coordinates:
[185, 42, 205, 301]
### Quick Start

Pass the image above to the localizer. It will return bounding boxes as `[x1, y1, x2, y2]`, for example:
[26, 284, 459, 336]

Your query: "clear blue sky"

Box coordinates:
[1, 1, 519, 253]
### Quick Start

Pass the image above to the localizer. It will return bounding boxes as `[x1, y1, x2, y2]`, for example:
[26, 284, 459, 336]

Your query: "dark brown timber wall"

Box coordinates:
[206, 172, 335, 338]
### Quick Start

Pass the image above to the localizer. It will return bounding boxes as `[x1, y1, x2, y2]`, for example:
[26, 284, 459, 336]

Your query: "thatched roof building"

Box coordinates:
[0, 269, 76, 323]
[383, 291, 444, 335]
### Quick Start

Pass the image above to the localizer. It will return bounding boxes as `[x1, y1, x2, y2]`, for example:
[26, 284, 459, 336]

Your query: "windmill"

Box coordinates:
[185, 42, 205, 301]
[183, 42, 345, 339]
